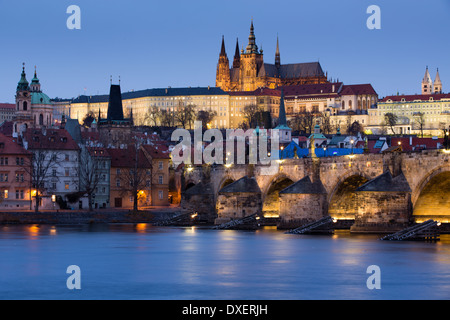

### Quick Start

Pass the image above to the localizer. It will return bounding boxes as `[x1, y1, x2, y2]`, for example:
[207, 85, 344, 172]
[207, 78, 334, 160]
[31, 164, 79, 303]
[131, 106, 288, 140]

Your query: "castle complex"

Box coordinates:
[215, 21, 328, 91]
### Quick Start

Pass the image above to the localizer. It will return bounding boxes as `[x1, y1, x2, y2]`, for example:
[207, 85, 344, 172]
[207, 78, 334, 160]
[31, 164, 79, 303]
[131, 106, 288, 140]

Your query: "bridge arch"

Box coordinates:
[262, 173, 295, 218]
[327, 171, 371, 220]
[412, 164, 450, 218]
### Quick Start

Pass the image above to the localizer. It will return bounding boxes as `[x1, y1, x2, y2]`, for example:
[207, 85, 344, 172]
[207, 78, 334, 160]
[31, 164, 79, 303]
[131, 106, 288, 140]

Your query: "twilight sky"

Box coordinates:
[0, 0, 449, 102]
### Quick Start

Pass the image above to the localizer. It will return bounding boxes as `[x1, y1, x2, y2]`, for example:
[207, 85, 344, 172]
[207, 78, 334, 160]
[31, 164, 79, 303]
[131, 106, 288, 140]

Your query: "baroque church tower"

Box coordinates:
[14, 63, 33, 135]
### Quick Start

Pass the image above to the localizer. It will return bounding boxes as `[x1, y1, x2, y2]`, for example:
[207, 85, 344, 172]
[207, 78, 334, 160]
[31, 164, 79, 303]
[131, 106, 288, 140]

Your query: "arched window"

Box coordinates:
[23, 101, 27, 111]
[349, 100, 352, 108]
[342, 101, 345, 110]
[39, 114, 43, 126]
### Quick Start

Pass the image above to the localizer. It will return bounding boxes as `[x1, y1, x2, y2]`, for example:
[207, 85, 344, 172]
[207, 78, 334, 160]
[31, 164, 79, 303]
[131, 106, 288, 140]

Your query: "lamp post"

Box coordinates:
[323, 146, 327, 157]
[350, 139, 354, 155]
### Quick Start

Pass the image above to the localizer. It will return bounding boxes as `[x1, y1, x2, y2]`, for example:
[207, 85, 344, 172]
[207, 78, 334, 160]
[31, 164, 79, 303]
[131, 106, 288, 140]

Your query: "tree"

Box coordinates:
[175, 104, 197, 129]
[413, 112, 426, 138]
[320, 112, 334, 134]
[197, 110, 217, 130]
[292, 112, 316, 135]
[384, 113, 398, 135]
[23, 150, 62, 212]
[144, 106, 160, 127]
[347, 120, 364, 136]
[242, 104, 263, 128]
[158, 109, 173, 127]
[78, 147, 102, 211]
[82, 111, 96, 128]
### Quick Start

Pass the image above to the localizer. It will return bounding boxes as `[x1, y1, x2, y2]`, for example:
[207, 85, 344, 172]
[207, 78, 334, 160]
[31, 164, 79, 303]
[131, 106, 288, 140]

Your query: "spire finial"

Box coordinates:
[119, 75, 121, 85]
[110, 75, 112, 85]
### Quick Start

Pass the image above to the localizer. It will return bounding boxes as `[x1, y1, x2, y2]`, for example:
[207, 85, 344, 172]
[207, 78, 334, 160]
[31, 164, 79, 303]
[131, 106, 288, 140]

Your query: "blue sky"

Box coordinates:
[0, 0, 449, 102]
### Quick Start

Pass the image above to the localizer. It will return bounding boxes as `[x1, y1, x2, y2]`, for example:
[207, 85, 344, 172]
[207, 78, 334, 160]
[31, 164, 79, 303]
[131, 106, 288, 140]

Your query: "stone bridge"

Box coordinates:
[181, 150, 450, 232]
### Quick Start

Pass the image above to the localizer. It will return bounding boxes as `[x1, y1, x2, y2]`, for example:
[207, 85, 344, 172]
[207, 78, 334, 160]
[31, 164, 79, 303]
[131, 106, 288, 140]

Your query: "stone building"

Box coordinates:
[216, 21, 328, 92]
[0, 133, 32, 209]
[13, 64, 54, 135]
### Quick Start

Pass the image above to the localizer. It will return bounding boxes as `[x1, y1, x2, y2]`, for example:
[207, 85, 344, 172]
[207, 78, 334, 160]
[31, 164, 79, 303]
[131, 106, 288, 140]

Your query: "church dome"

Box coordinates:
[31, 91, 51, 105]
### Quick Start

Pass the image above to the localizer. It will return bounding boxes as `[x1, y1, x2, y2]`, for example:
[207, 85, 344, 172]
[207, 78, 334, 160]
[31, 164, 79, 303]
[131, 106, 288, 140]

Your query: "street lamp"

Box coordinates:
[350, 139, 354, 155]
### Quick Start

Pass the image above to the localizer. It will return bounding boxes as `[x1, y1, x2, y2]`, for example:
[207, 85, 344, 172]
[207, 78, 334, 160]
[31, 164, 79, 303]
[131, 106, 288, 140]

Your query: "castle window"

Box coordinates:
[23, 101, 27, 111]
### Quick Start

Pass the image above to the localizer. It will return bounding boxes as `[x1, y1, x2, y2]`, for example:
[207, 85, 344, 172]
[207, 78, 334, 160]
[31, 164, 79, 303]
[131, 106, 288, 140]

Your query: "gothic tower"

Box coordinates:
[275, 35, 281, 68]
[14, 63, 33, 135]
[239, 20, 264, 91]
[422, 66, 433, 94]
[434, 68, 442, 94]
[233, 38, 240, 69]
[215, 36, 231, 91]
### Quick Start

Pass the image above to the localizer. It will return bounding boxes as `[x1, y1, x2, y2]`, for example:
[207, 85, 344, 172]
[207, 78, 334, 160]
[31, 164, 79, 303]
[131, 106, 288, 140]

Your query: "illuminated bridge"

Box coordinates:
[181, 149, 450, 232]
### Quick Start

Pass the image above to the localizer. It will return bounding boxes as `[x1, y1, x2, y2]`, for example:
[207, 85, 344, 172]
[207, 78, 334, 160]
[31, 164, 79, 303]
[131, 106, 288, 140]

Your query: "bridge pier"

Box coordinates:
[351, 171, 413, 233]
[278, 176, 328, 229]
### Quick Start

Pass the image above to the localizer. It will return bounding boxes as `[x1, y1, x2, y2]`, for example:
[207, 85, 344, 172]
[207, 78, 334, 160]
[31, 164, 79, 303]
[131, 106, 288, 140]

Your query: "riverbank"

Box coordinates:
[0, 206, 185, 225]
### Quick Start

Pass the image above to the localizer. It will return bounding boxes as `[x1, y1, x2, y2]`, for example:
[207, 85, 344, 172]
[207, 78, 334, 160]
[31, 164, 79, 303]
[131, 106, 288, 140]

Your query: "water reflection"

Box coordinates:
[1, 224, 450, 299]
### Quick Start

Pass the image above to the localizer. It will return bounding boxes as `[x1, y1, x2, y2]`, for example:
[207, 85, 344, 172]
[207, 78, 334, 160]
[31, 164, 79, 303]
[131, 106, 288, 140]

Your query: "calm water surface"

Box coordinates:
[1, 223, 450, 300]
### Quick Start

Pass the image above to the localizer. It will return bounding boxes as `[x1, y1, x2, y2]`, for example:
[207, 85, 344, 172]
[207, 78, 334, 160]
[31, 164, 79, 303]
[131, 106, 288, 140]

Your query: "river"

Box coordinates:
[1, 223, 450, 300]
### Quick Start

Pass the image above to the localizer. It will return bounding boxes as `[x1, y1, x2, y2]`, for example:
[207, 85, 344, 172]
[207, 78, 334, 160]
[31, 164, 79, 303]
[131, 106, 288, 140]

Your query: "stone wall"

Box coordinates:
[278, 193, 327, 229]
[215, 193, 262, 225]
[351, 192, 412, 233]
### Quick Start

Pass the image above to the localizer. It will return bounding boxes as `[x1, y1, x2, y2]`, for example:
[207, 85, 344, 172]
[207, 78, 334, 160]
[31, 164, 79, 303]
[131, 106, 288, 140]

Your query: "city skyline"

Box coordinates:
[0, 0, 449, 102]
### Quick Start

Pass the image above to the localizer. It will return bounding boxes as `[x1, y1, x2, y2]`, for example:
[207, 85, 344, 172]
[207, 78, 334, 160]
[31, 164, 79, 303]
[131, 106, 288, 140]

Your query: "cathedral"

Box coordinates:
[216, 21, 328, 92]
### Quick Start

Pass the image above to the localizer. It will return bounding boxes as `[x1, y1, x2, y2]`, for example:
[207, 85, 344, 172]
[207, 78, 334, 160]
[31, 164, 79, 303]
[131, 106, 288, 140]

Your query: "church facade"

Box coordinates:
[215, 21, 328, 92]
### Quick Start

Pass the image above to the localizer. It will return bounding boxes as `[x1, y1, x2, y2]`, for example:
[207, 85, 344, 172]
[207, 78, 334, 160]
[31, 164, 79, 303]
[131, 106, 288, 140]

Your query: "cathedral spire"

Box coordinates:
[233, 38, 240, 68]
[220, 35, 227, 57]
[275, 34, 281, 67]
[245, 19, 258, 54]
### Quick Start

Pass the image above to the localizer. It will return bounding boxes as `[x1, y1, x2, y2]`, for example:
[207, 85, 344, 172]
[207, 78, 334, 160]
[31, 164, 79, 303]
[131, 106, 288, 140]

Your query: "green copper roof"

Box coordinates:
[17, 66, 29, 91]
[31, 92, 51, 105]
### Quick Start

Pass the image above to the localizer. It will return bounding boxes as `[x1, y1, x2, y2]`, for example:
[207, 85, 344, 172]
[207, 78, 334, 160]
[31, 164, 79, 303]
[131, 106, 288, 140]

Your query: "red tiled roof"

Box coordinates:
[142, 144, 170, 159]
[81, 131, 100, 142]
[107, 147, 152, 168]
[340, 84, 377, 96]
[380, 93, 450, 102]
[23, 128, 80, 151]
[391, 137, 444, 151]
[283, 82, 343, 97]
[0, 133, 31, 155]
[87, 146, 111, 158]
[0, 103, 15, 110]
[0, 121, 13, 136]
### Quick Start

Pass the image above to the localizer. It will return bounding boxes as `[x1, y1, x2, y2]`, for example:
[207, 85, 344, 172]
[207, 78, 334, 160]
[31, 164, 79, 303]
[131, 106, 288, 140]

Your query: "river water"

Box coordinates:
[1, 223, 450, 300]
